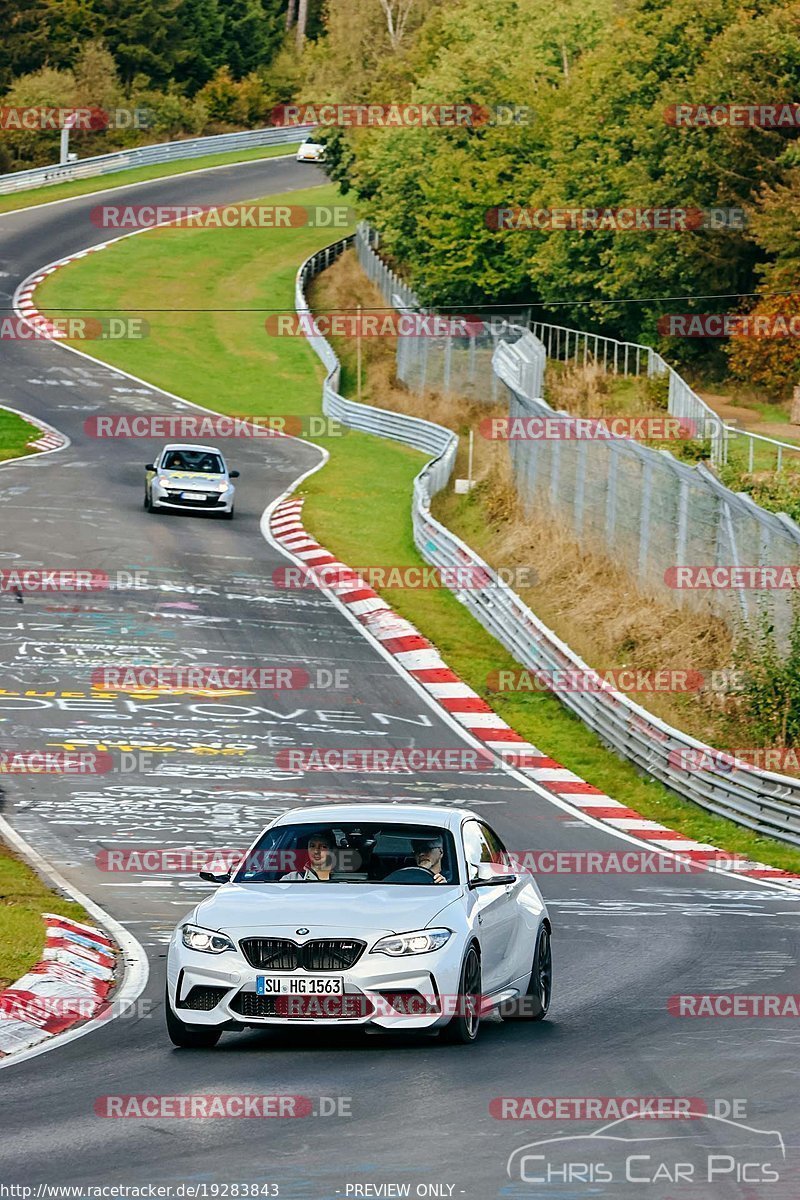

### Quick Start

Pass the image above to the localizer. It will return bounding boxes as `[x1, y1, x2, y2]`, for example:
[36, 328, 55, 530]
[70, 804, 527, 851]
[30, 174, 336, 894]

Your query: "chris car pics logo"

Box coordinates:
[506, 1112, 784, 1188]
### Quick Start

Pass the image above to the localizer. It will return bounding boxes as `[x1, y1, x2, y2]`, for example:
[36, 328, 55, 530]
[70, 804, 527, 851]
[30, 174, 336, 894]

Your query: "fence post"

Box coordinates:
[721, 499, 750, 623]
[676, 476, 689, 567]
[605, 449, 618, 547]
[638, 458, 653, 582]
[549, 433, 561, 504]
[574, 440, 588, 535]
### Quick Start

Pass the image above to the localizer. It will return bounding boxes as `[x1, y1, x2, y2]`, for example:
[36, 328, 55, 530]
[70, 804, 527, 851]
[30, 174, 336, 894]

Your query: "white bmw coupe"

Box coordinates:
[165, 803, 551, 1048]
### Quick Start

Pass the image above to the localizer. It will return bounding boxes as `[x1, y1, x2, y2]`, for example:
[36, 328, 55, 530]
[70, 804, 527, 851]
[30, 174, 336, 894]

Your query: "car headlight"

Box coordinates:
[371, 928, 452, 956]
[181, 924, 235, 954]
[216, 481, 231, 492]
[156, 476, 171, 487]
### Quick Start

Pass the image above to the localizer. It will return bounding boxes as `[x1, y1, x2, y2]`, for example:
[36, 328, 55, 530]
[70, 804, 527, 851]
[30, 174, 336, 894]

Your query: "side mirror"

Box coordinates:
[145, 463, 155, 471]
[229, 470, 240, 479]
[199, 870, 231, 884]
[468, 862, 517, 889]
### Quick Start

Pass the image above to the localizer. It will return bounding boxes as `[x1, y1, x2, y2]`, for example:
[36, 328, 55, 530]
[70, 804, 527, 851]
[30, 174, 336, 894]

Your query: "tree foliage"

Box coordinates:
[305, 0, 800, 392]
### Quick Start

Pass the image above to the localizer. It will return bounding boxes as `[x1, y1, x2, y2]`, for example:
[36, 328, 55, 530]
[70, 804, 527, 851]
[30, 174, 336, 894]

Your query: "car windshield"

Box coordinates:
[233, 822, 459, 885]
[162, 450, 224, 473]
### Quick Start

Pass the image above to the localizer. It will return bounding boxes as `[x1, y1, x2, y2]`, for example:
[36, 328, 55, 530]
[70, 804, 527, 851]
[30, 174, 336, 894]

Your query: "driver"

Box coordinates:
[413, 836, 447, 884]
[281, 830, 341, 881]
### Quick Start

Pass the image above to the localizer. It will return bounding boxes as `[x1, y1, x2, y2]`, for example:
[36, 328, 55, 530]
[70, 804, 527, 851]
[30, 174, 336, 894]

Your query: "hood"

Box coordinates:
[193, 882, 461, 937]
[161, 470, 224, 484]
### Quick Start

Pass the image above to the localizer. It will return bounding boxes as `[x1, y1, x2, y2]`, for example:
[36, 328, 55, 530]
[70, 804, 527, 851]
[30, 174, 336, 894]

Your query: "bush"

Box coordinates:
[734, 604, 800, 747]
[645, 373, 669, 411]
[195, 66, 272, 127]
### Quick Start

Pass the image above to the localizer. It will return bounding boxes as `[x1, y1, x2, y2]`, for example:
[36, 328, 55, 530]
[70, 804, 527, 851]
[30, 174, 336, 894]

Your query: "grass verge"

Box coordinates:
[0, 408, 40, 462]
[33, 189, 800, 874]
[0, 143, 302, 215]
[0, 842, 88, 988]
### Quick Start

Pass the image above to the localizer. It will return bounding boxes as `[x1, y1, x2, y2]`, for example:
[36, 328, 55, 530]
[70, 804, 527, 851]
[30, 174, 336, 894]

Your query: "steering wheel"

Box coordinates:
[382, 866, 437, 884]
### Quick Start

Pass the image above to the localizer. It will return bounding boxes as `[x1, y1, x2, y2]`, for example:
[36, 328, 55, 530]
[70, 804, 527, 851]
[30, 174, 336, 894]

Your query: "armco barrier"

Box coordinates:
[357, 224, 800, 643]
[297, 236, 800, 848]
[0, 126, 312, 195]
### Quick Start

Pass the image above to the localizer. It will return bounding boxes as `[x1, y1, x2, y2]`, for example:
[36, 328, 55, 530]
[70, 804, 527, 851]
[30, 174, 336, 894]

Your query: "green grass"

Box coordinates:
[0, 844, 89, 988]
[0, 408, 40, 462]
[0, 409, 90, 983]
[33, 183, 800, 876]
[0, 142, 302, 215]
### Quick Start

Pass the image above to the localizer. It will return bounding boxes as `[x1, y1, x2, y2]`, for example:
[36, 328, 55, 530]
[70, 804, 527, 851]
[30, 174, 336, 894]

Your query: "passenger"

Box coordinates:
[413, 836, 447, 883]
[281, 830, 340, 881]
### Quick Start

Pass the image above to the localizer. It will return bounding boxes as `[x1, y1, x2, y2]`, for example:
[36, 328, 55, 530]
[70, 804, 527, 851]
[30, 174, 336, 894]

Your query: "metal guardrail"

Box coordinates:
[356, 222, 547, 404]
[0, 126, 312, 195]
[359, 222, 800, 474]
[297, 234, 800, 848]
[530, 319, 800, 474]
[357, 224, 800, 641]
[297, 236, 800, 844]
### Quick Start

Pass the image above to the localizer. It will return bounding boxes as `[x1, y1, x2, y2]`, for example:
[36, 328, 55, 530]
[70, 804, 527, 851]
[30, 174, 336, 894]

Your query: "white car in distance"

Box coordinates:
[296, 133, 326, 162]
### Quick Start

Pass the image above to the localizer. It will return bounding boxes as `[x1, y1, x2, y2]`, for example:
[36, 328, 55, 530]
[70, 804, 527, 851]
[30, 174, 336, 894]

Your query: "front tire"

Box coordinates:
[442, 945, 482, 1044]
[501, 925, 552, 1021]
[165, 985, 222, 1048]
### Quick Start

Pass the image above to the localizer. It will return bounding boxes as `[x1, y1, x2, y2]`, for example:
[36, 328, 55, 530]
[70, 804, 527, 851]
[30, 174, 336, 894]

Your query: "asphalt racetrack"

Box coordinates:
[0, 156, 797, 1199]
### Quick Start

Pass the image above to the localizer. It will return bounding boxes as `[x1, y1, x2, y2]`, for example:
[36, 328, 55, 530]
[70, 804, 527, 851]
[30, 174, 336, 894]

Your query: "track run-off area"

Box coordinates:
[0, 156, 797, 1199]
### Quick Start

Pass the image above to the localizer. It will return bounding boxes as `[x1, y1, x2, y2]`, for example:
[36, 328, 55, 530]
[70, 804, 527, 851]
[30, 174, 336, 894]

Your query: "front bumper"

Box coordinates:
[152, 484, 233, 513]
[167, 932, 465, 1031]
[296, 149, 325, 162]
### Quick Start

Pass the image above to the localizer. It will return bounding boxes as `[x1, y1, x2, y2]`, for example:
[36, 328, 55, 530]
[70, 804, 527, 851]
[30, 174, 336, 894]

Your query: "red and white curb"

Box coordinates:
[16, 246, 112, 344]
[0, 913, 116, 1058]
[27, 427, 66, 452]
[271, 497, 800, 889]
[0, 403, 69, 467]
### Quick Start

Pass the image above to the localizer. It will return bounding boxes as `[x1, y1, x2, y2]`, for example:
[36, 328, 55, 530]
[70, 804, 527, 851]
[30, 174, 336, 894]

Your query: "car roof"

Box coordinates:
[160, 443, 224, 454]
[273, 804, 475, 829]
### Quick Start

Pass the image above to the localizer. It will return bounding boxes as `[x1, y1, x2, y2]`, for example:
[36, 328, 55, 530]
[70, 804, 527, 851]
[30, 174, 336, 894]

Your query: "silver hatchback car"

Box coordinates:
[144, 443, 239, 519]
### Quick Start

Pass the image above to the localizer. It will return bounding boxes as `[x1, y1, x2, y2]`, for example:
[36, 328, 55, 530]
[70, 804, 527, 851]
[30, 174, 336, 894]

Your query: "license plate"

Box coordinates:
[181, 490, 206, 499]
[256, 976, 344, 995]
